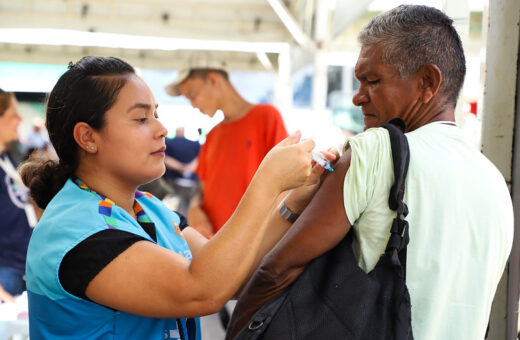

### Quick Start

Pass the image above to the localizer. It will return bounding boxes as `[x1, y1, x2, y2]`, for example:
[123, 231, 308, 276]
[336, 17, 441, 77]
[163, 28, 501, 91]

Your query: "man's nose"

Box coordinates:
[352, 87, 368, 107]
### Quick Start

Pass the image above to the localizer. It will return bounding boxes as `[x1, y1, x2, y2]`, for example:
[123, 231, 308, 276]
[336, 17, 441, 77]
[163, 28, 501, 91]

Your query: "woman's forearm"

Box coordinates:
[187, 172, 281, 306]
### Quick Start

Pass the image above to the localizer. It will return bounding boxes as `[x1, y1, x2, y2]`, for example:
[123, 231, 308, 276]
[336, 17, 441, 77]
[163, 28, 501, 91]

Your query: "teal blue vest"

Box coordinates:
[26, 179, 201, 339]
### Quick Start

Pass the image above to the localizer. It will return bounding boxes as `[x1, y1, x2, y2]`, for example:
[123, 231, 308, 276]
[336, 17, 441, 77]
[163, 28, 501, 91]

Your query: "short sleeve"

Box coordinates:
[59, 229, 151, 300]
[343, 128, 394, 226]
[263, 106, 288, 150]
[174, 211, 189, 230]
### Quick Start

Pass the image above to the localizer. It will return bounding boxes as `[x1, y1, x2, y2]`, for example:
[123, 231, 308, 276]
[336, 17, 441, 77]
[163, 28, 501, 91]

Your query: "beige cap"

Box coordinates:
[165, 55, 229, 97]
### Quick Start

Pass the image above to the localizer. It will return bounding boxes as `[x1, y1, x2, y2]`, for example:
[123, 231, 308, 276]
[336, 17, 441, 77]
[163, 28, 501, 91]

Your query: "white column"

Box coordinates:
[274, 46, 293, 115]
[480, 0, 520, 339]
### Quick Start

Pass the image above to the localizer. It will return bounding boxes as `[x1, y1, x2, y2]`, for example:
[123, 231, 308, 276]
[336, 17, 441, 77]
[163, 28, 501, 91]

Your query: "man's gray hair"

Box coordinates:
[358, 5, 466, 106]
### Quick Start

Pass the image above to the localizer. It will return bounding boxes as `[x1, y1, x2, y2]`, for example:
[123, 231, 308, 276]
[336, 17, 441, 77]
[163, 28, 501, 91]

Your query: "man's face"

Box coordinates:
[178, 76, 219, 117]
[353, 44, 423, 130]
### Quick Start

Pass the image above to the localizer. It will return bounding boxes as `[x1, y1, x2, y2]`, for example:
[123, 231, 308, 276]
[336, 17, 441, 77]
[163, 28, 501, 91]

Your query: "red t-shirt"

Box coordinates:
[196, 104, 288, 232]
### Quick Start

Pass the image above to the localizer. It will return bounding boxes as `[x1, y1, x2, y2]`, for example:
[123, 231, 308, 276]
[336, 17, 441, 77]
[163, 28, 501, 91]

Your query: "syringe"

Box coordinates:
[312, 151, 334, 172]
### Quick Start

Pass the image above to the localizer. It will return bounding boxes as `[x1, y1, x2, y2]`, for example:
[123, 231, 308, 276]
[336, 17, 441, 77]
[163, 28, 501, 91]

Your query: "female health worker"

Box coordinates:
[20, 56, 333, 339]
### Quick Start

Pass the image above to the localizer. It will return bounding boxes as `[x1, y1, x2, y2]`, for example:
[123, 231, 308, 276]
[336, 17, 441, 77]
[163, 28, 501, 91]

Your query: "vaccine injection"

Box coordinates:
[312, 151, 334, 172]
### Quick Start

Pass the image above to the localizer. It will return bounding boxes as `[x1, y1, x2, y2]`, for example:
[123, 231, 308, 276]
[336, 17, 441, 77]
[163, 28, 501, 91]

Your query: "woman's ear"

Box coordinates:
[418, 64, 442, 104]
[73, 122, 98, 153]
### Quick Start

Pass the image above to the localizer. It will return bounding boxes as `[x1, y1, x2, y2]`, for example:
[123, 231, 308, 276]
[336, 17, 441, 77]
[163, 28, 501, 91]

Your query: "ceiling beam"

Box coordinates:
[0, 44, 273, 71]
[0, 28, 289, 55]
[267, 0, 314, 50]
[0, 13, 289, 42]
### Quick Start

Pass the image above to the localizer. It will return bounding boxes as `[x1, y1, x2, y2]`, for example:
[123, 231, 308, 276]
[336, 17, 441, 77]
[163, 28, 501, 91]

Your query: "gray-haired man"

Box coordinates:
[230, 5, 513, 339]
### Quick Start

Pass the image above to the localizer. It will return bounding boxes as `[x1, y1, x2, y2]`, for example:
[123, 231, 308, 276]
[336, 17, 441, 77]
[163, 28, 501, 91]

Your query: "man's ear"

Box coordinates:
[418, 64, 442, 103]
[206, 72, 224, 88]
[73, 122, 98, 154]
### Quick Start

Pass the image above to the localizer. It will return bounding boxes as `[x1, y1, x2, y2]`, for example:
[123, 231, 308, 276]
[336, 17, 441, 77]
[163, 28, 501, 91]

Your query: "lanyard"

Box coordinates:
[0, 154, 23, 186]
[74, 178, 153, 224]
[0, 154, 37, 227]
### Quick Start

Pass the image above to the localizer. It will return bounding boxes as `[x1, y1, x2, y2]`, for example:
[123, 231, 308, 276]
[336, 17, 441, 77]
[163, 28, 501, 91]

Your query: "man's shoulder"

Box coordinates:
[249, 103, 282, 117]
[343, 127, 389, 152]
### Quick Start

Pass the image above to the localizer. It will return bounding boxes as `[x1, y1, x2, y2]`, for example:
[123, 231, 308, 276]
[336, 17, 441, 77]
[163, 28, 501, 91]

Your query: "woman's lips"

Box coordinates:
[151, 146, 166, 157]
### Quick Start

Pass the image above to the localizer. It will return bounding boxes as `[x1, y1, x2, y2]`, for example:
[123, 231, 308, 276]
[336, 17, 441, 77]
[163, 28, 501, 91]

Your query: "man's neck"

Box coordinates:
[219, 86, 254, 122]
[403, 100, 455, 132]
[223, 101, 254, 122]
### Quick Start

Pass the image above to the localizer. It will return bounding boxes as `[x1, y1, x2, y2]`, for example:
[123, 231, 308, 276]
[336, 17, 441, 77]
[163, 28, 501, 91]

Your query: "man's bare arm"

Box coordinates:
[228, 150, 353, 336]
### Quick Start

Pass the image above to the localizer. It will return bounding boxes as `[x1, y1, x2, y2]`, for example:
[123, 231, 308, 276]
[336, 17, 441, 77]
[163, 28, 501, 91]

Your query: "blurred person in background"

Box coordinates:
[163, 126, 200, 216]
[25, 117, 47, 151]
[166, 55, 288, 239]
[22, 116, 52, 161]
[21, 56, 332, 339]
[0, 89, 36, 302]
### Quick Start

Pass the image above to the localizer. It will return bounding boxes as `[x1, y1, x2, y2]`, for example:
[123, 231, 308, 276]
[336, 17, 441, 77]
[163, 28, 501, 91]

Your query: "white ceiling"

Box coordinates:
[0, 0, 291, 41]
[0, 0, 302, 70]
[0, 0, 377, 71]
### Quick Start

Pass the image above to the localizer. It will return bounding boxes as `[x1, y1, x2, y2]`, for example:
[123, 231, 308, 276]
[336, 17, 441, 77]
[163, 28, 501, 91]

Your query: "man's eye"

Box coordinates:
[367, 79, 380, 85]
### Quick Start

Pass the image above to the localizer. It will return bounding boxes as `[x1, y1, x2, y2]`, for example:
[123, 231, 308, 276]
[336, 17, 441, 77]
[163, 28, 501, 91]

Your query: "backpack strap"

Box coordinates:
[176, 318, 197, 340]
[382, 118, 411, 278]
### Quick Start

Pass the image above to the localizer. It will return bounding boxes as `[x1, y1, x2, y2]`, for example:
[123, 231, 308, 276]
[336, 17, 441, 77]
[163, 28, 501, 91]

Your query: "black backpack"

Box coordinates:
[227, 118, 413, 340]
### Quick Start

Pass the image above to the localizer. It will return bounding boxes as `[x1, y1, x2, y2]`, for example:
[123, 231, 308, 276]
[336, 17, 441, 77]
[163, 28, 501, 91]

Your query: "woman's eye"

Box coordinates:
[136, 117, 147, 123]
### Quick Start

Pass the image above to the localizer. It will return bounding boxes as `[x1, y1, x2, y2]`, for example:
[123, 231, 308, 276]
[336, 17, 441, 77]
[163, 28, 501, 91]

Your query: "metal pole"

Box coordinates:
[508, 36, 520, 340]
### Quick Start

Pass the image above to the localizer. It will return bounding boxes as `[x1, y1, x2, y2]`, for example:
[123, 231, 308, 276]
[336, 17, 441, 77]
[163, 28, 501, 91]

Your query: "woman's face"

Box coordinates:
[0, 97, 22, 146]
[94, 75, 168, 187]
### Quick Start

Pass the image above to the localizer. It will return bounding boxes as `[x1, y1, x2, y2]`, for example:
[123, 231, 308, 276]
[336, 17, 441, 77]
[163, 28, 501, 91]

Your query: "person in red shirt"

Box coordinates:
[166, 57, 288, 239]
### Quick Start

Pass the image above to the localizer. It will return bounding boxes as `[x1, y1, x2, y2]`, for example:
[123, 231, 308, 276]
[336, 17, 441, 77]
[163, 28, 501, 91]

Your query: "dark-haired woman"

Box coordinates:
[0, 90, 35, 303]
[21, 56, 332, 339]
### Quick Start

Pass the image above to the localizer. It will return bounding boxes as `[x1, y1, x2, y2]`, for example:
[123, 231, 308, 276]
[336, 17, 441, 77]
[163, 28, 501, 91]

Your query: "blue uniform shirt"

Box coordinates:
[26, 179, 201, 339]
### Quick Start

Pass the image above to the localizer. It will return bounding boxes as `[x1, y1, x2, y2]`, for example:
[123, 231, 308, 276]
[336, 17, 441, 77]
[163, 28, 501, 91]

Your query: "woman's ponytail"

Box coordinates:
[19, 159, 73, 209]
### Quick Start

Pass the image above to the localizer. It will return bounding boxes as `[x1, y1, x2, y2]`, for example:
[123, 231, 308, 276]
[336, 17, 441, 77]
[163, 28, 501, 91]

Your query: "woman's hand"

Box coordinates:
[255, 131, 316, 194]
[284, 148, 340, 214]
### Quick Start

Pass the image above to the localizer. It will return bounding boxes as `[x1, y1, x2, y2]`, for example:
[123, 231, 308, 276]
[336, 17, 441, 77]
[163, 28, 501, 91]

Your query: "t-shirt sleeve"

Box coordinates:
[59, 229, 150, 300]
[342, 128, 393, 226]
[263, 105, 288, 152]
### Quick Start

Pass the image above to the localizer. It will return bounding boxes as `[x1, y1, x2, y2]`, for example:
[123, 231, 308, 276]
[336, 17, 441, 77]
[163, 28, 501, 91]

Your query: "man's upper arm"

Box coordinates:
[261, 149, 354, 280]
[228, 150, 355, 335]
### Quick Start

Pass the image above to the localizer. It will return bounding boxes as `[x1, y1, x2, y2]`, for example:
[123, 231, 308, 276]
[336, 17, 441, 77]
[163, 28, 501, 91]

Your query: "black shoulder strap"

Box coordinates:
[382, 118, 411, 278]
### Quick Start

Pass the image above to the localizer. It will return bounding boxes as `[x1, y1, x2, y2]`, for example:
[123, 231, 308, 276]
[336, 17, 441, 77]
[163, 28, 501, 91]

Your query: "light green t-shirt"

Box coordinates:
[343, 122, 513, 340]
